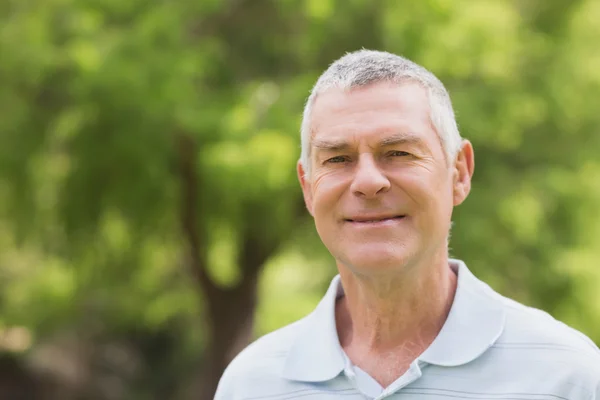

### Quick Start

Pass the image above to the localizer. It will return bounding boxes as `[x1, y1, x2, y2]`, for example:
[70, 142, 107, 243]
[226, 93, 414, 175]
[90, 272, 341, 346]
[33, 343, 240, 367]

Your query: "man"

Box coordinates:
[214, 50, 600, 399]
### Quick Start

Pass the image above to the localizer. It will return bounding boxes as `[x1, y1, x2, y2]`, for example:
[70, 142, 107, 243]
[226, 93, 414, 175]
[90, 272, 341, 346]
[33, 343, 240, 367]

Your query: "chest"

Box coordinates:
[344, 345, 421, 388]
[233, 366, 588, 400]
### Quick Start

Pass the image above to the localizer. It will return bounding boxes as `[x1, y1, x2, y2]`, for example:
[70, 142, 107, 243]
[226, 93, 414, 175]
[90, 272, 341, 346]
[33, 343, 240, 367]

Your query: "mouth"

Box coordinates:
[345, 215, 406, 223]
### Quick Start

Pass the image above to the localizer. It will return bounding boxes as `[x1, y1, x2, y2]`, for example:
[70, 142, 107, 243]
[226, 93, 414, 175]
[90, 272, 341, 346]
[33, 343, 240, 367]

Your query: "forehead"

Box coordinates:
[310, 82, 436, 145]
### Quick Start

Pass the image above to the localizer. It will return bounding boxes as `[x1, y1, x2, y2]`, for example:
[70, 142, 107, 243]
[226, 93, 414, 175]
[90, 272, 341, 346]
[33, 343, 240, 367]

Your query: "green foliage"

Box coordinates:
[0, 0, 599, 397]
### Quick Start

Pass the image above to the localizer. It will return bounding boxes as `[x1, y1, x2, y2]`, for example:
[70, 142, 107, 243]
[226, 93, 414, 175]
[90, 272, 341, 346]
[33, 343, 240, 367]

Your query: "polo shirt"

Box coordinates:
[214, 260, 600, 399]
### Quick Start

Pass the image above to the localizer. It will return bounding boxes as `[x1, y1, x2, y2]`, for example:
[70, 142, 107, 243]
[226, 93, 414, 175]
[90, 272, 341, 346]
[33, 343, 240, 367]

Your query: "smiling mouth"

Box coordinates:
[346, 215, 406, 223]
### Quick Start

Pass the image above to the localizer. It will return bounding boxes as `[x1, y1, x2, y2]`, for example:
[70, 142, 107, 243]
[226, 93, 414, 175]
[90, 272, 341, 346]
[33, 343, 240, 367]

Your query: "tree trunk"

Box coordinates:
[176, 133, 270, 399]
[199, 274, 259, 399]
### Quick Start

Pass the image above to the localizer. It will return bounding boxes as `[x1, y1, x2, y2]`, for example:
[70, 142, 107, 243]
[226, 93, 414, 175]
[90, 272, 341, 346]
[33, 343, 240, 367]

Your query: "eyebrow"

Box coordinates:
[379, 132, 423, 147]
[312, 138, 351, 152]
[312, 132, 424, 152]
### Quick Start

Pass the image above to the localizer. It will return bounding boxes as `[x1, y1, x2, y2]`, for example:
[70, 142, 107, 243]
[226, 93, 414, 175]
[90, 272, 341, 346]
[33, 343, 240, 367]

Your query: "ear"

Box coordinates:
[297, 160, 314, 216]
[452, 140, 475, 206]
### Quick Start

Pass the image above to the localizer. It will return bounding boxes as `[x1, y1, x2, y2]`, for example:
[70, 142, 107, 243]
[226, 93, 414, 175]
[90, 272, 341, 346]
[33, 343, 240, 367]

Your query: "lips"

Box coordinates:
[346, 215, 406, 223]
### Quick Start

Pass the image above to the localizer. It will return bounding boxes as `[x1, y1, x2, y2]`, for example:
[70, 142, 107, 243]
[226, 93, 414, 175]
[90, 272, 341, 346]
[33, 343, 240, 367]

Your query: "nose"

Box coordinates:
[350, 154, 391, 198]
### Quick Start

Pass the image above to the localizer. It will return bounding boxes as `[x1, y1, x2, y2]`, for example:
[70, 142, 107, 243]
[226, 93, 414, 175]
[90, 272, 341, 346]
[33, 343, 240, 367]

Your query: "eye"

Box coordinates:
[388, 150, 411, 157]
[325, 155, 350, 164]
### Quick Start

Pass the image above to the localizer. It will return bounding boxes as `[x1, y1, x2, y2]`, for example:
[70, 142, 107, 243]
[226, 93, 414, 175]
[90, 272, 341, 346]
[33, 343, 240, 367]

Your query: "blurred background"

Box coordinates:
[1, 0, 599, 398]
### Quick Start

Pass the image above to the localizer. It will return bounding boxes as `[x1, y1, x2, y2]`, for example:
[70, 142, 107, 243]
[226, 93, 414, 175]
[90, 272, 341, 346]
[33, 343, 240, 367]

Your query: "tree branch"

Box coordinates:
[176, 133, 217, 296]
[237, 200, 285, 279]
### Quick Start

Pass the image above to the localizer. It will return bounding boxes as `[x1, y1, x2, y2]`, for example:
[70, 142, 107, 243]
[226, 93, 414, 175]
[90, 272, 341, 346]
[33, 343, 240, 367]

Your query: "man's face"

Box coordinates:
[298, 82, 473, 275]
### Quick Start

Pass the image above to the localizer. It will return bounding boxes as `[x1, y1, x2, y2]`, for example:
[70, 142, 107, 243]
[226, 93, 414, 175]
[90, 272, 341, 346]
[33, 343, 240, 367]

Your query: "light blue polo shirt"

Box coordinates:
[215, 260, 600, 399]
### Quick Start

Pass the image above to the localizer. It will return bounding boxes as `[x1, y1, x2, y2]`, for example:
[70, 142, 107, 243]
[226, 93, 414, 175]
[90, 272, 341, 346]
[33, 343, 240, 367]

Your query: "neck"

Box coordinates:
[335, 254, 457, 359]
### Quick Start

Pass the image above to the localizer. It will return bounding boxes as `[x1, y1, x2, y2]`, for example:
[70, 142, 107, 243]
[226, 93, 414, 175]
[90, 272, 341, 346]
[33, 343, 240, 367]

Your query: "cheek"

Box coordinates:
[397, 171, 453, 211]
[312, 171, 349, 209]
[423, 179, 455, 221]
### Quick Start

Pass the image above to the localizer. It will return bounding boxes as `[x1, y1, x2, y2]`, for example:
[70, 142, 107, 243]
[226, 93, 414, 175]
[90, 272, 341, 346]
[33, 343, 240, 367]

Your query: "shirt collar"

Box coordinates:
[281, 259, 506, 382]
[281, 274, 346, 382]
[418, 259, 506, 366]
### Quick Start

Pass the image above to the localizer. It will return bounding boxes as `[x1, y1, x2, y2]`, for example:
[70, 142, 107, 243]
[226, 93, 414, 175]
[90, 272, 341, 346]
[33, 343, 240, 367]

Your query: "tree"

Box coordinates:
[0, 0, 599, 398]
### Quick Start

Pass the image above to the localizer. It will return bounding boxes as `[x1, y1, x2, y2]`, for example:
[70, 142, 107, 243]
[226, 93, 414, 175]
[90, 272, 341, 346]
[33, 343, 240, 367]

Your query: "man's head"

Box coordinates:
[297, 50, 474, 276]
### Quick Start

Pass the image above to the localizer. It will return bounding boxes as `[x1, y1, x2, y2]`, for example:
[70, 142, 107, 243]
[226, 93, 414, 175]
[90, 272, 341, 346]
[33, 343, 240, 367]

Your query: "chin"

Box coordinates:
[334, 244, 415, 276]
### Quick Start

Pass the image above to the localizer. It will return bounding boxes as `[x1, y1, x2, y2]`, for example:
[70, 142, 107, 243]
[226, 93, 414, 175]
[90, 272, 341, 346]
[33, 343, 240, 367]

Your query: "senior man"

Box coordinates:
[214, 50, 600, 399]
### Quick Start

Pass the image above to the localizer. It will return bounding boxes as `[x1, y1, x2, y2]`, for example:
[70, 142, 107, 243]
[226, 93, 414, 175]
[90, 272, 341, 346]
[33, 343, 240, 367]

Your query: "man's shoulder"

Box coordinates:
[214, 316, 309, 398]
[498, 294, 598, 350]
[493, 293, 600, 373]
[236, 317, 305, 364]
[463, 290, 600, 398]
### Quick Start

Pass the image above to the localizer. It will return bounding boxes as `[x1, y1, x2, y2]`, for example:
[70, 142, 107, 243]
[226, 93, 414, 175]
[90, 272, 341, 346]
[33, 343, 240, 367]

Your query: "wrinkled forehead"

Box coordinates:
[309, 82, 436, 148]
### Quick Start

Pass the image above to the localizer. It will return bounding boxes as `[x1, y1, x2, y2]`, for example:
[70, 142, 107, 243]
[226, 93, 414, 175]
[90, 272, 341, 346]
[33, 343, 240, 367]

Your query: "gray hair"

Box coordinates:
[300, 50, 462, 177]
